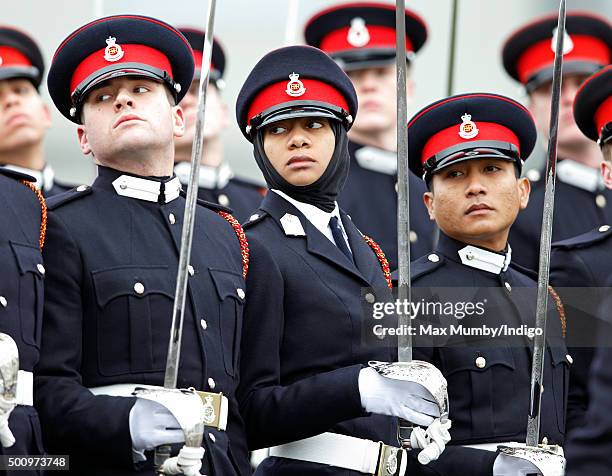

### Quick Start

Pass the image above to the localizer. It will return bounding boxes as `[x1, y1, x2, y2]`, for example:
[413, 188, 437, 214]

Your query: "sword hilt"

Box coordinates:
[397, 419, 414, 449]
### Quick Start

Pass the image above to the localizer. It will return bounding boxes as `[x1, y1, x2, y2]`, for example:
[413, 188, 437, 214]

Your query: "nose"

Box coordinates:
[465, 172, 487, 197]
[114, 88, 134, 112]
[287, 126, 311, 149]
[1, 90, 20, 110]
[359, 71, 378, 92]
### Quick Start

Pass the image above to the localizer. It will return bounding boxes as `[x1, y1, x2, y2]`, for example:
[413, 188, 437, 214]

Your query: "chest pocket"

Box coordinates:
[10, 242, 44, 348]
[439, 344, 520, 441]
[209, 268, 245, 377]
[547, 339, 570, 435]
[92, 265, 174, 376]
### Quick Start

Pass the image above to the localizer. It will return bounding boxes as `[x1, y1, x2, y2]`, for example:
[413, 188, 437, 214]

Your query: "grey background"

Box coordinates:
[6, 0, 611, 185]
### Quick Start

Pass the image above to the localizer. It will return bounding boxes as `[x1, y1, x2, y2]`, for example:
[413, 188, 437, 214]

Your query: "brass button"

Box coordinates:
[200, 319, 207, 330]
[237, 288, 245, 300]
[428, 254, 440, 263]
[134, 282, 145, 295]
[365, 292, 376, 304]
[466, 251, 475, 261]
[209, 433, 216, 443]
[37, 264, 46, 275]
[188, 265, 195, 276]
[218, 194, 230, 207]
[169, 213, 176, 224]
[409, 231, 418, 243]
[475, 356, 486, 369]
[208, 377, 216, 390]
[249, 214, 260, 221]
[77, 185, 89, 192]
[566, 354, 573, 364]
[0, 296, 7, 308]
[599, 225, 610, 233]
[504, 282, 512, 292]
[596, 194, 607, 208]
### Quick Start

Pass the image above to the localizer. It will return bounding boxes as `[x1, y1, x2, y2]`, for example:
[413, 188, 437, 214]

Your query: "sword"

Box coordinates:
[283, 0, 300, 46]
[395, 0, 414, 448]
[156, 0, 218, 471]
[525, 0, 566, 449]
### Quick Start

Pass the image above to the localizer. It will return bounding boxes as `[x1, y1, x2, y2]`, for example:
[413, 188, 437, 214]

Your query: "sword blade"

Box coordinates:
[526, 0, 566, 448]
[164, 0, 218, 390]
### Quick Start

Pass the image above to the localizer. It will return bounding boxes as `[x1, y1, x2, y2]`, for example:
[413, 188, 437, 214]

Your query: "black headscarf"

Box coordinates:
[253, 119, 350, 212]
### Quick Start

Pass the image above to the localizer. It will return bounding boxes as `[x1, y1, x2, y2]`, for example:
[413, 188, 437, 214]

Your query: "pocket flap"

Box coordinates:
[10, 241, 43, 276]
[92, 265, 173, 307]
[440, 344, 516, 375]
[209, 268, 245, 302]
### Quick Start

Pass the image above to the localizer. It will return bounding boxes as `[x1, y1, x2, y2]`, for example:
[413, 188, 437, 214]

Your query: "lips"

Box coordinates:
[113, 114, 144, 128]
[5, 113, 29, 127]
[466, 203, 493, 215]
[287, 155, 315, 167]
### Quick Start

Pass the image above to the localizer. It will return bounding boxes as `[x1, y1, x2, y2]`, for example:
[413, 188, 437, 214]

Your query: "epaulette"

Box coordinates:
[509, 261, 538, 280]
[46, 185, 93, 210]
[242, 210, 268, 229]
[552, 224, 612, 250]
[179, 190, 233, 214]
[0, 167, 36, 182]
[230, 176, 267, 195]
[390, 253, 446, 283]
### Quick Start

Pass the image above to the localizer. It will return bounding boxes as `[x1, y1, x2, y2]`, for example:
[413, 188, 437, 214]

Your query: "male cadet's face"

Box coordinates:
[346, 63, 413, 135]
[424, 159, 530, 249]
[77, 77, 184, 160]
[529, 74, 590, 149]
[263, 116, 335, 186]
[174, 80, 229, 151]
[0, 78, 51, 153]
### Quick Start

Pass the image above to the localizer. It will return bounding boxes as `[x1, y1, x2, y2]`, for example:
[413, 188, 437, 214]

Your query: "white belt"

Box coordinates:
[88, 383, 229, 431]
[268, 432, 407, 475]
[16, 370, 33, 406]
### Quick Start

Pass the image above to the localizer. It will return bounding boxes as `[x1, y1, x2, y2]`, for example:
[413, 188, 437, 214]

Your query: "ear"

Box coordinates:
[77, 125, 92, 155]
[517, 176, 531, 210]
[423, 190, 436, 220]
[602, 159, 612, 189]
[172, 105, 185, 138]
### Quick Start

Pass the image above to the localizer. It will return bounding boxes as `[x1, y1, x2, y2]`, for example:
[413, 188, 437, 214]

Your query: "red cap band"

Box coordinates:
[191, 50, 216, 74]
[319, 25, 414, 53]
[0, 46, 32, 68]
[422, 122, 520, 165]
[517, 34, 610, 84]
[247, 78, 349, 124]
[595, 95, 612, 137]
[70, 43, 173, 95]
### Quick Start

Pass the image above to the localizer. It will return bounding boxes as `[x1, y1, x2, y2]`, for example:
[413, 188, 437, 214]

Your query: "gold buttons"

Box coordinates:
[169, 213, 176, 224]
[188, 265, 195, 276]
[209, 433, 216, 443]
[208, 377, 216, 390]
[599, 225, 610, 233]
[200, 319, 207, 330]
[76, 185, 89, 192]
[504, 282, 512, 292]
[365, 293, 376, 304]
[596, 194, 607, 209]
[218, 194, 230, 207]
[134, 282, 145, 295]
[0, 296, 7, 308]
[566, 354, 573, 364]
[475, 356, 486, 369]
[428, 254, 440, 263]
[37, 264, 46, 275]
[409, 231, 418, 243]
[237, 288, 245, 300]
[466, 251, 475, 261]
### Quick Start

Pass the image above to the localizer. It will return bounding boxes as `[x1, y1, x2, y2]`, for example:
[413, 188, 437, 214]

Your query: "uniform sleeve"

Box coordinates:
[237, 236, 365, 450]
[550, 248, 593, 433]
[34, 211, 136, 467]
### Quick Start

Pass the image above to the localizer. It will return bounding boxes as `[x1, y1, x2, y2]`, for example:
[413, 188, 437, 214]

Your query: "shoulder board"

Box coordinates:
[508, 261, 538, 280]
[552, 225, 612, 249]
[0, 167, 36, 182]
[242, 210, 268, 229]
[46, 185, 93, 210]
[180, 190, 232, 213]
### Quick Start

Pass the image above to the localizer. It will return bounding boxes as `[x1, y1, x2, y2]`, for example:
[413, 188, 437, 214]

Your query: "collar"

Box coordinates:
[272, 189, 340, 238]
[174, 162, 233, 190]
[437, 233, 512, 275]
[352, 142, 397, 176]
[556, 159, 604, 193]
[95, 166, 182, 204]
[2, 163, 55, 192]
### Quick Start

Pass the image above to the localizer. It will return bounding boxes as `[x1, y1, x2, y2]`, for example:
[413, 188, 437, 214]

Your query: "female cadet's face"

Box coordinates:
[263, 116, 335, 186]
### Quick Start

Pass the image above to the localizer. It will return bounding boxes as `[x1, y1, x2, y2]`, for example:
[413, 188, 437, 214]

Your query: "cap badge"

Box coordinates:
[459, 113, 479, 140]
[347, 17, 370, 47]
[104, 36, 125, 62]
[551, 27, 574, 55]
[285, 72, 306, 97]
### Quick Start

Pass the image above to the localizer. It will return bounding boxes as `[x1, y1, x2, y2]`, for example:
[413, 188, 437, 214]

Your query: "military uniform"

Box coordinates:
[0, 164, 72, 198]
[405, 92, 575, 475]
[0, 168, 46, 476]
[33, 15, 251, 475]
[174, 28, 265, 223]
[304, 4, 435, 267]
[502, 12, 612, 271]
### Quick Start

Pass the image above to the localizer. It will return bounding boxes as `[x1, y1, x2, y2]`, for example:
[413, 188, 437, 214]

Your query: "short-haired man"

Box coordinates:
[34, 15, 251, 475]
[174, 28, 265, 223]
[502, 12, 612, 271]
[0, 26, 71, 196]
[304, 3, 436, 269]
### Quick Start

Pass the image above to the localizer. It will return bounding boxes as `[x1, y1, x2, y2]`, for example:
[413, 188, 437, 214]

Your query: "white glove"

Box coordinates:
[0, 396, 16, 448]
[410, 418, 452, 464]
[129, 398, 185, 455]
[493, 444, 565, 476]
[358, 366, 444, 426]
[159, 445, 205, 476]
